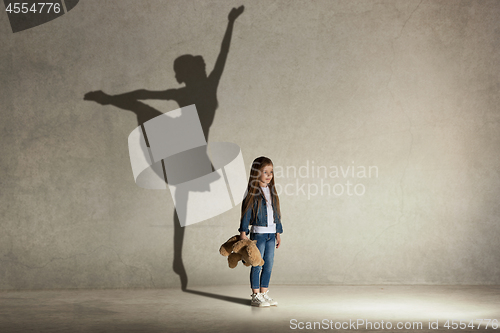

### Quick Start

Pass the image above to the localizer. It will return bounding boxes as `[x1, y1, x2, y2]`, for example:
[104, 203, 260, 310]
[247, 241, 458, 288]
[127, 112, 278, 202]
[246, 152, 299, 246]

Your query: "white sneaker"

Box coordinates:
[251, 293, 270, 307]
[262, 290, 278, 306]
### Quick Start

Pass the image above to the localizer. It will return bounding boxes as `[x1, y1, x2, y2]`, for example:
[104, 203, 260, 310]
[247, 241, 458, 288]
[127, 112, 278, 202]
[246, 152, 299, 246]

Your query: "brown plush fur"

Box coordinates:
[219, 235, 265, 269]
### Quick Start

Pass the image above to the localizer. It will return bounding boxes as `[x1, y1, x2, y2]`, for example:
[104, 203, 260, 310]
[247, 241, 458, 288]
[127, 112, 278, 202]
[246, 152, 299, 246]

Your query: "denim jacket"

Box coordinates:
[238, 191, 283, 235]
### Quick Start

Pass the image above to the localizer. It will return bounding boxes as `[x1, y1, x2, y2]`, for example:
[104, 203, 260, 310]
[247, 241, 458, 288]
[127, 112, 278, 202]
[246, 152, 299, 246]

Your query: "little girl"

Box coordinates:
[239, 156, 283, 307]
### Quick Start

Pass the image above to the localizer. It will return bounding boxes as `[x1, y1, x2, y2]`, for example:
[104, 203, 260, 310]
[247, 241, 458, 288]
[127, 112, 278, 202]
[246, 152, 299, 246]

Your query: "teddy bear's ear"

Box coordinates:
[228, 253, 242, 268]
[219, 244, 231, 257]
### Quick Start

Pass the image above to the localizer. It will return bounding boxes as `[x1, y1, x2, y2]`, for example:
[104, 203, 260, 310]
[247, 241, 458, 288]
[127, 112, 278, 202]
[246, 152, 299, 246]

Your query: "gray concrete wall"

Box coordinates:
[1, 0, 499, 290]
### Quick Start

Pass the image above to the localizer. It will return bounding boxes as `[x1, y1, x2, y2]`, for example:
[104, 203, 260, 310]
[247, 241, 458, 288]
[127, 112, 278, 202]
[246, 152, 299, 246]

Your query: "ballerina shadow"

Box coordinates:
[84, 5, 245, 291]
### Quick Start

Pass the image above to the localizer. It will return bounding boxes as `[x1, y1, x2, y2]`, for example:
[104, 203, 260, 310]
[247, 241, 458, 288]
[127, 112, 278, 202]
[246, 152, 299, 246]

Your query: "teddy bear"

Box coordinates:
[219, 235, 264, 268]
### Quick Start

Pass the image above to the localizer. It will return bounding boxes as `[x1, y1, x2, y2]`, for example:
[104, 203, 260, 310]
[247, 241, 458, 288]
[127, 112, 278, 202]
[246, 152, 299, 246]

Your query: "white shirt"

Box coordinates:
[251, 186, 277, 233]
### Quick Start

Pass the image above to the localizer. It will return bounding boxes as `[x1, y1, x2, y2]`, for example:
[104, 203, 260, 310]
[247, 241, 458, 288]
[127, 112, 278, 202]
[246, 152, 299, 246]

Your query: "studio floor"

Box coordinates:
[1, 285, 499, 332]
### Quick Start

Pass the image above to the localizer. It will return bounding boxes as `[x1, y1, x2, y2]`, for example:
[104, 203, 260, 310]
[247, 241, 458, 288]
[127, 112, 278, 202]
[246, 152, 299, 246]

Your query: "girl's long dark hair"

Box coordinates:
[241, 156, 281, 222]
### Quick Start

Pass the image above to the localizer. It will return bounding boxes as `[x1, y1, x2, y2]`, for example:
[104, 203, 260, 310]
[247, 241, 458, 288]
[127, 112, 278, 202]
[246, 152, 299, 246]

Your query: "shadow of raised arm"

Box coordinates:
[209, 5, 244, 86]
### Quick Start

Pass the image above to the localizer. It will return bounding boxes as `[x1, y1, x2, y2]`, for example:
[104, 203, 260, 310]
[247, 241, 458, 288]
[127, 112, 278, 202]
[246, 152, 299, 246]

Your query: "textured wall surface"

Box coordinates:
[1, 0, 499, 290]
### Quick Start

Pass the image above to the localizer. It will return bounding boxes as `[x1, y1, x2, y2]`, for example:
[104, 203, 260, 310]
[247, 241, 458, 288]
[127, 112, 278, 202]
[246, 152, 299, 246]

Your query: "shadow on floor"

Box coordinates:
[184, 289, 250, 306]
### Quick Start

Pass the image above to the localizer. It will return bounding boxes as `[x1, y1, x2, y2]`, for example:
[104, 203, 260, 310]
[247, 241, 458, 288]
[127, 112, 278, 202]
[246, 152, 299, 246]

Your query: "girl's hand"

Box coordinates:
[228, 5, 244, 22]
[276, 233, 281, 249]
[240, 232, 248, 240]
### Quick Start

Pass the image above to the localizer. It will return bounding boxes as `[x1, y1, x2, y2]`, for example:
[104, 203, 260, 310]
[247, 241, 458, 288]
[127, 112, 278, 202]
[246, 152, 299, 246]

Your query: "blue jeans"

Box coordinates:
[250, 233, 275, 289]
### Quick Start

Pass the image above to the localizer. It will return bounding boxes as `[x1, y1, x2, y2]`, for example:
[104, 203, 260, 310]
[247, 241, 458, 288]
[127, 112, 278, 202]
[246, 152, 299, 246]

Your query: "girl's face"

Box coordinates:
[258, 164, 273, 187]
